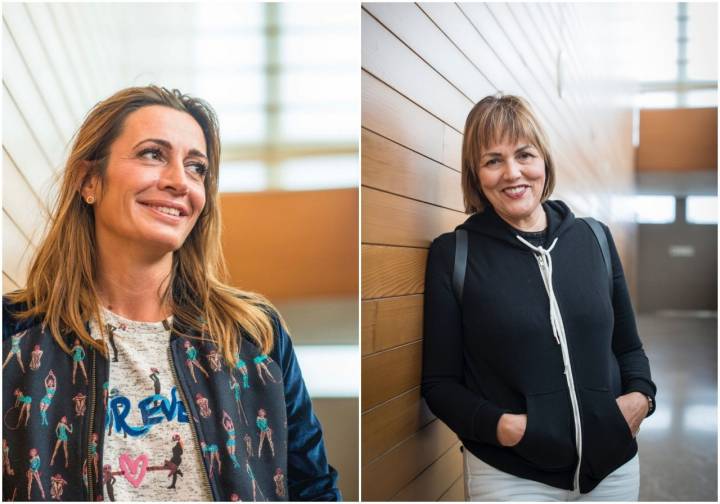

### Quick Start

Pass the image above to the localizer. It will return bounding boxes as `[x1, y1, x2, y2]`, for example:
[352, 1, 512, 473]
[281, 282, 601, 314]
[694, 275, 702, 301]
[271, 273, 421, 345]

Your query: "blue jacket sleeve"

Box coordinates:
[270, 315, 342, 501]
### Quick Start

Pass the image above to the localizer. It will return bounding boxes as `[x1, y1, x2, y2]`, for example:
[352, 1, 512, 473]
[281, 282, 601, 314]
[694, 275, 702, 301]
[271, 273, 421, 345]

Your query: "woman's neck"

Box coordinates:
[496, 204, 548, 232]
[95, 245, 173, 322]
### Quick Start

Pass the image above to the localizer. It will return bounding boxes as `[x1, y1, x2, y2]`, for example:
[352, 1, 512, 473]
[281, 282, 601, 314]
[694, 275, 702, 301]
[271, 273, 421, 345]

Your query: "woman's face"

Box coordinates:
[476, 137, 546, 228]
[84, 105, 208, 255]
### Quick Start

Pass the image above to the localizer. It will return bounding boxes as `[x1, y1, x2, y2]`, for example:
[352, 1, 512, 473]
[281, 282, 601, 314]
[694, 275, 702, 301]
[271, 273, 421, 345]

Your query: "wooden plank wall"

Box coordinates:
[361, 3, 636, 500]
[2, 3, 122, 292]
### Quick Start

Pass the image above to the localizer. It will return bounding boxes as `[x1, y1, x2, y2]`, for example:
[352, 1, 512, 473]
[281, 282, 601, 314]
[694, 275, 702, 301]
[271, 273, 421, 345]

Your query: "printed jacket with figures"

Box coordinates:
[2, 297, 341, 501]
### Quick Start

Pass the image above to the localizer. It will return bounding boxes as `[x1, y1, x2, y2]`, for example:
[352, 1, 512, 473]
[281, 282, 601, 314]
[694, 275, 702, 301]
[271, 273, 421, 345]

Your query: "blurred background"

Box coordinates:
[2, 2, 358, 499]
[361, 2, 716, 501]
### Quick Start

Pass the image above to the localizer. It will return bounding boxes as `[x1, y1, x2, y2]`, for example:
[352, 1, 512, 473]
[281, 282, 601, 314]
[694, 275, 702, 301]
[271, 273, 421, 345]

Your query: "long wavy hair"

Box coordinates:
[7, 85, 279, 363]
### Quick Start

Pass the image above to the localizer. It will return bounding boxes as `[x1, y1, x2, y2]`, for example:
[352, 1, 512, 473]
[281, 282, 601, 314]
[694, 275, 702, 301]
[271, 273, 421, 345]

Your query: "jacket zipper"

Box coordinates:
[537, 254, 583, 492]
[166, 344, 215, 500]
[87, 348, 97, 501]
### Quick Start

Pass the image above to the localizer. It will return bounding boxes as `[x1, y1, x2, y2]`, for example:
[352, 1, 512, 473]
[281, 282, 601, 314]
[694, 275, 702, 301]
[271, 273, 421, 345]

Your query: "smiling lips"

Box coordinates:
[502, 185, 530, 199]
[138, 201, 189, 218]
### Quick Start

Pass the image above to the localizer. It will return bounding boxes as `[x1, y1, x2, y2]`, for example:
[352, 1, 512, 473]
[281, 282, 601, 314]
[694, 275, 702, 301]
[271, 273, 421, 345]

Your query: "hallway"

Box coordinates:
[636, 313, 717, 501]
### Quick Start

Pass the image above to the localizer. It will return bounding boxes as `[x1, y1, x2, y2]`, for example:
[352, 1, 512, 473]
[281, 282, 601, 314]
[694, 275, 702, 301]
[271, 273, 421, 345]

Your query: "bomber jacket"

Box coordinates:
[422, 200, 657, 494]
[2, 297, 341, 501]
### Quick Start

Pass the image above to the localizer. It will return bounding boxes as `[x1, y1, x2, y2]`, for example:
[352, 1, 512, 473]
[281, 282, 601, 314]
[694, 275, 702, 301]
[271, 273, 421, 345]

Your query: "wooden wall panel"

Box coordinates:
[362, 386, 434, 464]
[362, 295, 423, 355]
[362, 71, 462, 171]
[362, 128, 463, 211]
[2, 152, 48, 247]
[362, 10, 470, 132]
[2, 4, 120, 289]
[362, 419, 459, 501]
[439, 476, 465, 501]
[638, 108, 718, 171]
[392, 442, 463, 501]
[362, 340, 422, 411]
[363, 188, 466, 248]
[361, 2, 638, 500]
[362, 245, 426, 299]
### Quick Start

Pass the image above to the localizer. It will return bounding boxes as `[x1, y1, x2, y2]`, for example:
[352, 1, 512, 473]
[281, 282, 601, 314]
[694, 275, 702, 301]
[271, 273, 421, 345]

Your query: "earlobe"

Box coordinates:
[79, 161, 99, 203]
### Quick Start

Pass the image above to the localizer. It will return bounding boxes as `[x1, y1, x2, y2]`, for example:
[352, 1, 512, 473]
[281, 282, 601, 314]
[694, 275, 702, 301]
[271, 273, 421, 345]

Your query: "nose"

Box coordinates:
[502, 158, 522, 180]
[158, 156, 189, 195]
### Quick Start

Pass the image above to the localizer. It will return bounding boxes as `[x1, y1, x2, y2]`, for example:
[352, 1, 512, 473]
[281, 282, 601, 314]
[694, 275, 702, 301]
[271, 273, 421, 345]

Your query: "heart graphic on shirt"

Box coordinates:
[119, 453, 149, 488]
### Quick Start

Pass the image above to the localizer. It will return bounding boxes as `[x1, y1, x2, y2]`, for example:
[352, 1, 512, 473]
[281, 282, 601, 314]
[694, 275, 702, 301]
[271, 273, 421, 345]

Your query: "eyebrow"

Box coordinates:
[481, 144, 533, 159]
[133, 138, 207, 160]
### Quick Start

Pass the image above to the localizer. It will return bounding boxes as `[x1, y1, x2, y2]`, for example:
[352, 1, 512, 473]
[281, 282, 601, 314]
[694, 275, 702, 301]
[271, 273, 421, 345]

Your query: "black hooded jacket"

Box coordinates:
[421, 200, 656, 493]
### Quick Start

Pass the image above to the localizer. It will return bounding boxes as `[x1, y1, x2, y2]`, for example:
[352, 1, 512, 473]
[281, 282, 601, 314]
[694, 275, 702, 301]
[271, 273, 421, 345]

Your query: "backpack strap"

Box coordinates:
[580, 217, 613, 299]
[453, 229, 468, 303]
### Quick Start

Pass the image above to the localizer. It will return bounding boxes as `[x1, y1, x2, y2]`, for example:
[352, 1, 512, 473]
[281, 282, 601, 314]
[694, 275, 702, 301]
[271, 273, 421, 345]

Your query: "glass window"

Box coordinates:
[624, 3, 678, 82]
[686, 195, 718, 224]
[218, 161, 268, 192]
[687, 3, 718, 81]
[685, 88, 718, 108]
[278, 155, 358, 190]
[634, 195, 676, 223]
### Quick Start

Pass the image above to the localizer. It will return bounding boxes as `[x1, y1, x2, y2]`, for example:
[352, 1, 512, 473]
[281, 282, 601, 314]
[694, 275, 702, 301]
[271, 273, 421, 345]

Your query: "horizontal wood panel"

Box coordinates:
[362, 71, 462, 171]
[3, 212, 35, 287]
[362, 294, 423, 356]
[362, 385, 434, 464]
[3, 151, 48, 247]
[362, 340, 422, 411]
[418, 2, 519, 95]
[362, 128, 463, 211]
[3, 273, 20, 294]
[364, 3, 495, 102]
[2, 90, 57, 208]
[2, 25, 67, 162]
[362, 245, 427, 299]
[24, 3, 86, 127]
[362, 187, 466, 248]
[362, 418, 459, 501]
[391, 441, 463, 501]
[439, 475, 464, 501]
[362, 9, 472, 132]
[638, 108, 718, 171]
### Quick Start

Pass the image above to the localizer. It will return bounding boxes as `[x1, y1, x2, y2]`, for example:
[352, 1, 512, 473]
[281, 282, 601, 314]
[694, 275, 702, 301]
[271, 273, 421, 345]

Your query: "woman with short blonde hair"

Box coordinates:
[422, 94, 656, 501]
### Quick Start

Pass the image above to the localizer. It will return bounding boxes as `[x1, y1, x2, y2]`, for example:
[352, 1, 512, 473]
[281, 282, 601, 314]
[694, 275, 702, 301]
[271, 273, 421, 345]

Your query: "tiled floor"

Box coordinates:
[636, 313, 717, 501]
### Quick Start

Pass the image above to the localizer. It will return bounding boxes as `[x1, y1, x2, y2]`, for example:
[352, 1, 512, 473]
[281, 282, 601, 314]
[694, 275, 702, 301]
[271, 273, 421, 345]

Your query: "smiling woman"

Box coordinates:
[3, 86, 340, 502]
[422, 94, 656, 501]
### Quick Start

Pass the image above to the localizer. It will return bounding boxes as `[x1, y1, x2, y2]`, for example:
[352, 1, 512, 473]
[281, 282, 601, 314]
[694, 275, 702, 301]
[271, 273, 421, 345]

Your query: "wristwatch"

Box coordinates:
[644, 394, 655, 417]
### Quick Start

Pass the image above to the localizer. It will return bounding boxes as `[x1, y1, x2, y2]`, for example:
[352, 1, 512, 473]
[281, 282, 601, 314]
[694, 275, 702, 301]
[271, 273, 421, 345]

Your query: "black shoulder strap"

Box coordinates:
[581, 217, 613, 299]
[453, 229, 468, 303]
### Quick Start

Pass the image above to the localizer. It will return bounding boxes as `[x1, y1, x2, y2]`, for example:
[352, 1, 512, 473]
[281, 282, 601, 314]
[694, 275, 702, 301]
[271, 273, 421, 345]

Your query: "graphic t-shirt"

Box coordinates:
[90, 308, 212, 501]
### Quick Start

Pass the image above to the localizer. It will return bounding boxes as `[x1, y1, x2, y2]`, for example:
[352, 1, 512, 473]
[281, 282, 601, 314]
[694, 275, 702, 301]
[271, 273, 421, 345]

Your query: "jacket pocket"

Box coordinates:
[578, 387, 634, 479]
[512, 389, 576, 471]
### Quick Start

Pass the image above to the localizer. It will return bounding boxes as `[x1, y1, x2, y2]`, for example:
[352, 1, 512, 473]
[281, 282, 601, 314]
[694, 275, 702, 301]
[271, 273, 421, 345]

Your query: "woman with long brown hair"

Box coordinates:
[3, 85, 339, 501]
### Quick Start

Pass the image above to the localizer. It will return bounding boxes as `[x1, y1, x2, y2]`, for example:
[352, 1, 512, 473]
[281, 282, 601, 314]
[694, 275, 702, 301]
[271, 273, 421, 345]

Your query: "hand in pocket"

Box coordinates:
[496, 413, 528, 447]
[615, 392, 649, 437]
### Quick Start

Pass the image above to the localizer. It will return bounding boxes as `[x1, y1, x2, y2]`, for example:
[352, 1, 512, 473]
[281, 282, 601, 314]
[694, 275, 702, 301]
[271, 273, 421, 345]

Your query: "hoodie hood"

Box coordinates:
[456, 199, 576, 251]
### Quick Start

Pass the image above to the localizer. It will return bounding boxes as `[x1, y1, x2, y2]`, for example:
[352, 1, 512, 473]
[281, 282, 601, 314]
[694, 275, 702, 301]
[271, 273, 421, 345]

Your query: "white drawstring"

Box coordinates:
[515, 236, 561, 345]
[515, 234, 583, 492]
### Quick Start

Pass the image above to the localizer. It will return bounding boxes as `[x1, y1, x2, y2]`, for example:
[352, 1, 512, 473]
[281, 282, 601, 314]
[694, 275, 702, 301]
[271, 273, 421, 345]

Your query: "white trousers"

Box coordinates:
[463, 450, 640, 501]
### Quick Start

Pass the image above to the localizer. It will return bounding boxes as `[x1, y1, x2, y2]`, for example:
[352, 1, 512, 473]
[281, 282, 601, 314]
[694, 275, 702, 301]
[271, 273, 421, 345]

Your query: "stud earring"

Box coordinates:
[86, 195, 95, 205]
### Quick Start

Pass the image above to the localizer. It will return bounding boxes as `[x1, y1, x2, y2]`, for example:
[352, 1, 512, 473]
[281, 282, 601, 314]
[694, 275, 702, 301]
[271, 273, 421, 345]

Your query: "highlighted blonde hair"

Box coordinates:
[7, 85, 280, 363]
[461, 94, 556, 214]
